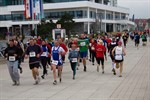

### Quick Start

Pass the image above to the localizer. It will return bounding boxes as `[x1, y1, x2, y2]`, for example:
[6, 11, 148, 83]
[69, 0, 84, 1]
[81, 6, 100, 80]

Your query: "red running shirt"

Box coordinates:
[95, 45, 106, 58]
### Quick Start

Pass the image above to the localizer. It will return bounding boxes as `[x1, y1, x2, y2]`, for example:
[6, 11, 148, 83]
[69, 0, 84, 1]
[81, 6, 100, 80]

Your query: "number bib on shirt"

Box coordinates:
[52, 60, 58, 65]
[9, 56, 15, 61]
[115, 55, 123, 60]
[72, 58, 77, 62]
[89, 43, 92, 46]
[29, 52, 36, 57]
[80, 42, 86, 46]
[41, 52, 47, 57]
[91, 47, 95, 50]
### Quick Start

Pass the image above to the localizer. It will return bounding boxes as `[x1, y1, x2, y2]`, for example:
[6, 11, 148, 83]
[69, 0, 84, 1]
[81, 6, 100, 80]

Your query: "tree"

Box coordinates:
[56, 13, 75, 38]
[37, 19, 56, 39]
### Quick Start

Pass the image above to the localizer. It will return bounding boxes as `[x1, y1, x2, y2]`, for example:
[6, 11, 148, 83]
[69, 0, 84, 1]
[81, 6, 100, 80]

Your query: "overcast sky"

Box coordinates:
[118, 0, 150, 19]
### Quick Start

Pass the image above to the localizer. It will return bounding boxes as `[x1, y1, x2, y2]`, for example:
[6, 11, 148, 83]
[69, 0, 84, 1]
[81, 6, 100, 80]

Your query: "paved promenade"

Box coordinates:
[0, 40, 150, 100]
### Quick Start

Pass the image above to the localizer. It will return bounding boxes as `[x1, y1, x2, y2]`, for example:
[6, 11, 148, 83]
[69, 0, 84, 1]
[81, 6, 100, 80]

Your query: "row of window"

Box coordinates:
[0, 11, 126, 21]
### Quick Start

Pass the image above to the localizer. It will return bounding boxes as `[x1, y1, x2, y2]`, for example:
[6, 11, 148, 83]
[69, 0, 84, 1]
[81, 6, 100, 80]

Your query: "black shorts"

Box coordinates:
[29, 63, 40, 69]
[135, 40, 140, 44]
[115, 60, 124, 63]
[96, 57, 104, 65]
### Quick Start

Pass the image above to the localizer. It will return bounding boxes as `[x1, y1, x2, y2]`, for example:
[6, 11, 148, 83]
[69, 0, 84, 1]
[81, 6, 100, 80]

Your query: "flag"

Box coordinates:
[132, 14, 135, 22]
[24, 0, 31, 19]
[33, 0, 43, 20]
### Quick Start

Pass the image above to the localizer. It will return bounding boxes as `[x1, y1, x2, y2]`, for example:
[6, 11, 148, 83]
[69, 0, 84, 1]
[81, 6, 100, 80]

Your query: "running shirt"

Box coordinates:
[26, 45, 42, 64]
[95, 45, 106, 58]
[51, 46, 65, 61]
[41, 45, 49, 58]
[4, 45, 20, 61]
[109, 42, 118, 52]
[115, 46, 123, 60]
[78, 39, 89, 52]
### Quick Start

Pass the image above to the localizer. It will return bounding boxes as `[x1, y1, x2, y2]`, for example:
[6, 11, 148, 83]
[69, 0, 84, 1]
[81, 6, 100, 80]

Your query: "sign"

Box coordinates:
[57, 24, 61, 29]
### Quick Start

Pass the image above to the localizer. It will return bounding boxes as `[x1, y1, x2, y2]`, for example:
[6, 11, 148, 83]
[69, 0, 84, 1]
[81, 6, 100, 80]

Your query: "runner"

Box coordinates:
[90, 38, 97, 65]
[4, 39, 20, 86]
[14, 40, 23, 74]
[134, 33, 140, 49]
[25, 38, 42, 85]
[141, 32, 147, 46]
[95, 40, 106, 73]
[122, 33, 128, 48]
[58, 38, 68, 63]
[51, 41, 66, 85]
[40, 40, 50, 79]
[109, 37, 118, 75]
[78, 34, 89, 72]
[112, 41, 126, 77]
[68, 44, 79, 80]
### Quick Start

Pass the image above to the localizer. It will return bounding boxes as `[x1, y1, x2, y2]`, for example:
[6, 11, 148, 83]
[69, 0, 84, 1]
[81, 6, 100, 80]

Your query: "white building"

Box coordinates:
[0, 0, 134, 35]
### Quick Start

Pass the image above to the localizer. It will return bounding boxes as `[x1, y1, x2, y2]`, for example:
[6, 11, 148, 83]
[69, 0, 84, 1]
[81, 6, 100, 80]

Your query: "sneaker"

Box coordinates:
[20, 69, 23, 74]
[59, 78, 62, 83]
[92, 63, 94, 65]
[73, 75, 75, 80]
[102, 70, 105, 74]
[112, 68, 116, 75]
[53, 80, 57, 85]
[16, 81, 20, 86]
[12, 81, 17, 86]
[89, 59, 91, 62]
[77, 67, 79, 70]
[33, 80, 38, 85]
[119, 75, 122, 77]
[84, 66, 87, 72]
[41, 75, 45, 79]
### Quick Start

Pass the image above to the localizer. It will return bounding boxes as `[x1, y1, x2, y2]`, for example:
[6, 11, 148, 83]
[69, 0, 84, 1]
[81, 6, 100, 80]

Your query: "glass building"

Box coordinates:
[0, 0, 134, 35]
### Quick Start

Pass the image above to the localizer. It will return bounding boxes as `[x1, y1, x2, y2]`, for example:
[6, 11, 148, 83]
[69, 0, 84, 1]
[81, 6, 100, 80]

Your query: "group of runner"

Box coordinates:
[5, 30, 149, 86]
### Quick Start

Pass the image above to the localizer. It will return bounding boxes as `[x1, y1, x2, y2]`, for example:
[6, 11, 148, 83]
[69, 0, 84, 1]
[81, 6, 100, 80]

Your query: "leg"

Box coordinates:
[7, 62, 16, 83]
[12, 61, 20, 83]
[96, 58, 100, 72]
[91, 52, 95, 65]
[58, 65, 63, 82]
[52, 64, 57, 81]
[119, 62, 123, 77]
[101, 58, 105, 74]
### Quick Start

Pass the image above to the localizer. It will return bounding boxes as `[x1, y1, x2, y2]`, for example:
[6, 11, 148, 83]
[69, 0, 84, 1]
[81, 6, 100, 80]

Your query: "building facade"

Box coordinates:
[0, 0, 134, 36]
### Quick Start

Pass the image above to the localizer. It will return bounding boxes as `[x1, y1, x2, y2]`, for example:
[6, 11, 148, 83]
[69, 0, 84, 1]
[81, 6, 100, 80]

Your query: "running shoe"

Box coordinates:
[53, 80, 57, 85]
[112, 68, 116, 75]
[73, 75, 75, 80]
[102, 70, 105, 74]
[59, 78, 62, 83]
[12, 81, 17, 86]
[119, 75, 122, 77]
[84, 66, 87, 72]
[41, 75, 45, 79]
[16, 81, 20, 86]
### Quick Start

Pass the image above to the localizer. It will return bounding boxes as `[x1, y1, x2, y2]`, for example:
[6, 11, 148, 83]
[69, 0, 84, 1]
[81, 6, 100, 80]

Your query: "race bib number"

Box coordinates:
[91, 47, 95, 50]
[89, 43, 92, 46]
[80, 42, 86, 46]
[29, 52, 36, 57]
[52, 60, 58, 65]
[9, 56, 15, 61]
[72, 58, 77, 62]
[115, 55, 123, 60]
[41, 52, 47, 57]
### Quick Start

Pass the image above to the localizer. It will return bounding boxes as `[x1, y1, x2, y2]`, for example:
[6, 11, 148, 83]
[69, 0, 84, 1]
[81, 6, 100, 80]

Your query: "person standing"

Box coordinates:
[78, 34, 89, 72]
[112, 41, 126, 77]
[95, 40, 106, 74]
[51, 41, 66, 85]
[25, 38, 42, 85]
[68, 44, 79, 80]
[4, 39, 20, 86]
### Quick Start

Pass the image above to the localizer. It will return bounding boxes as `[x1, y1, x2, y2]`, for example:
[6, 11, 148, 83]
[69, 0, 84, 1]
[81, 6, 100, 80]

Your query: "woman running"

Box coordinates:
[112, 41, 126, 77]
[95, 40, 106, 74]
[68, 44, 79, 80]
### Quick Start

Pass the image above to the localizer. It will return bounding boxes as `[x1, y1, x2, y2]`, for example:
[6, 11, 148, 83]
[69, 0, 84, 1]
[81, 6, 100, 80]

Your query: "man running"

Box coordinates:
[78, 34, 89, 72]
[51, 41, 66, 85]
[4, 39, 20, 86]
[25, 38, 42, 85]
